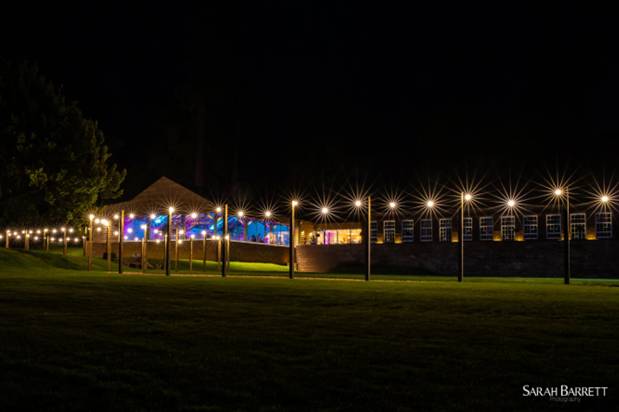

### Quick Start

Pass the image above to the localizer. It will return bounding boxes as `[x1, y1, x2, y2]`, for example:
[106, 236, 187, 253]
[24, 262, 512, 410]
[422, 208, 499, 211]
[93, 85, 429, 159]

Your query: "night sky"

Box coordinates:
[3, 2, 618, 201]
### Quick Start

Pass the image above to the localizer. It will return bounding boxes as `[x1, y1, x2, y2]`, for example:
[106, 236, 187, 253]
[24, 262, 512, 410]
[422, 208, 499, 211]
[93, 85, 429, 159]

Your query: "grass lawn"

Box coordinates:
[0, 249, 617, 411]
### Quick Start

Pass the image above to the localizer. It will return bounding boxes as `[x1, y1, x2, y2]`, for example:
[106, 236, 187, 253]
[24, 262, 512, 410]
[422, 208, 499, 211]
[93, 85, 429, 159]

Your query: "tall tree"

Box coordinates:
[0, 61, 125, 226]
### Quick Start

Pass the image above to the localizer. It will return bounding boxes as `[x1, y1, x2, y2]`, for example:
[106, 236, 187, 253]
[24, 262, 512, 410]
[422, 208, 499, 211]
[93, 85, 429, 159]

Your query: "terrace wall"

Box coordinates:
[295, 240, 619, 277]
[92, 240, 288, 266]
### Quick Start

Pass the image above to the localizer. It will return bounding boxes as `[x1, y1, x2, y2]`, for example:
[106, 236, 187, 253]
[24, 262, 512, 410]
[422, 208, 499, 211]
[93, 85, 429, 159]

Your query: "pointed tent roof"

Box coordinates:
[101, 177, 213, 215]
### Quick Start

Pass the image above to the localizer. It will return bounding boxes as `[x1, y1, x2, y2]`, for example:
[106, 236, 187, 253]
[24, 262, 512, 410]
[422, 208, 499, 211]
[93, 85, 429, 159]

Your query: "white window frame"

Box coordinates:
[546, 214, 561, 240]
[463, 217, 473, 241]
[402, 219, 414, 243]
[501, 215, 516, 241]
[439, 218, 452, 242]
[523, 215, 538, 240]
[570, 213, 586, 240]
[479, 216, 493, 241]
[596, 212, 613, 239]
[383, 220, 396, 243]
[420, 219, 433, 242]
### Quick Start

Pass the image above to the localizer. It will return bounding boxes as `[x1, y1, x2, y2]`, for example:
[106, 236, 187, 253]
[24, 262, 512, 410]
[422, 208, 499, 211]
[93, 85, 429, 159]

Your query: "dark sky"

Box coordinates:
[3, 2, 619, 201]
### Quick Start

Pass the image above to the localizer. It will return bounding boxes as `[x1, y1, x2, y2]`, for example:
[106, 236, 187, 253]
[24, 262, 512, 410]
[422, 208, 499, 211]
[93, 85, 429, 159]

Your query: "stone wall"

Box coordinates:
[92, 240, 288, 266]
[295, 240, 619, 277]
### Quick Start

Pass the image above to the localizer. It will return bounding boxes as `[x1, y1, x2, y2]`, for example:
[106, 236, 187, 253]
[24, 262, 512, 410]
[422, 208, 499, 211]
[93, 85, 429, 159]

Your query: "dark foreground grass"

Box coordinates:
[0, 249, 617, 411]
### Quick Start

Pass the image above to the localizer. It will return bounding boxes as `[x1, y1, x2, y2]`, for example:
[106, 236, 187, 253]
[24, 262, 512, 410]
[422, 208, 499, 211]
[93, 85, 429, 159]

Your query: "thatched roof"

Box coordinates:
[101, 177, 213, 215]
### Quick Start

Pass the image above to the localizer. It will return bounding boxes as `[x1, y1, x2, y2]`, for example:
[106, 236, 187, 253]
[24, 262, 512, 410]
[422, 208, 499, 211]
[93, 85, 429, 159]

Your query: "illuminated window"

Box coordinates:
[523, 215, 538, 240]
[370, 221, 378, 243]
[420, 219, 433, 242]
[501, 215, 515, 241]
[479, 216, 493, 241]
[439, 218, 452, 242]
[383, 220, 396, 243]
[570, 213, 586, 240]
[402, 219, 414, 243]
[339, 229, 362, 244]
[546, 214, 561, 240]
[463, 217, 473, 241]
[596, 212, 612, 239]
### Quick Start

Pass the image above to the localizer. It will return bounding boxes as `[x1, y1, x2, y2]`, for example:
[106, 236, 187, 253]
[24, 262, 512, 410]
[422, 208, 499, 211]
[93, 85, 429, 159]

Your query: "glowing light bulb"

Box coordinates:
[354, 200, 362, 208]
[507, 199, 516, 208]
[292, 200, 299, 207]
[321, 207, 329, 215]
[389, 201, 397, 209]
[190, 212, 198, 219]
[426, 200, 434, 208]
[601, 195, 610, 203]
[168, 206, 175, 213]
[265, 210, 272, 218]
[464, 193, 473, 201]
[88, 214, 95, 221]
[150, 213, 156, 220]
[215, 206, 222, 213]
[553, 188, 563, 196]
[237, 210, 244, 218]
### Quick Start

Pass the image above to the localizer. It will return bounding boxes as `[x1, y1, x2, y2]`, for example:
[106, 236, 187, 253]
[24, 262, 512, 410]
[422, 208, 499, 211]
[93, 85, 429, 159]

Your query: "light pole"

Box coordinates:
[365, 196, 371, 281]
[189, 234, 195, 272]
[103, 220, 111, 272]
[459, 193, 473, 282]
[214, 206, 222, 237]
[216, 235, 222, 273]
[165, 206, 173, 276]
[88, 214, 94, 271]
[264, 210, 272, 244]
[174, 228, 183, 270]
[201, 230, 207, 272]
[141, 223, 148, 273]
[553, 188, 571, 284]
[237, 210, 247, 241]
[61, 227, 67, 256]
[289, 200, 298, 279]
[118, 211, 125, 274]
[221, 204, 228, 277]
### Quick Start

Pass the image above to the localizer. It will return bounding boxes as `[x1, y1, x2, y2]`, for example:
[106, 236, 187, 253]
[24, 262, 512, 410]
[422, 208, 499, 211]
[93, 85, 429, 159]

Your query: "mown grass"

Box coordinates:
[0, 248, 617, 411]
